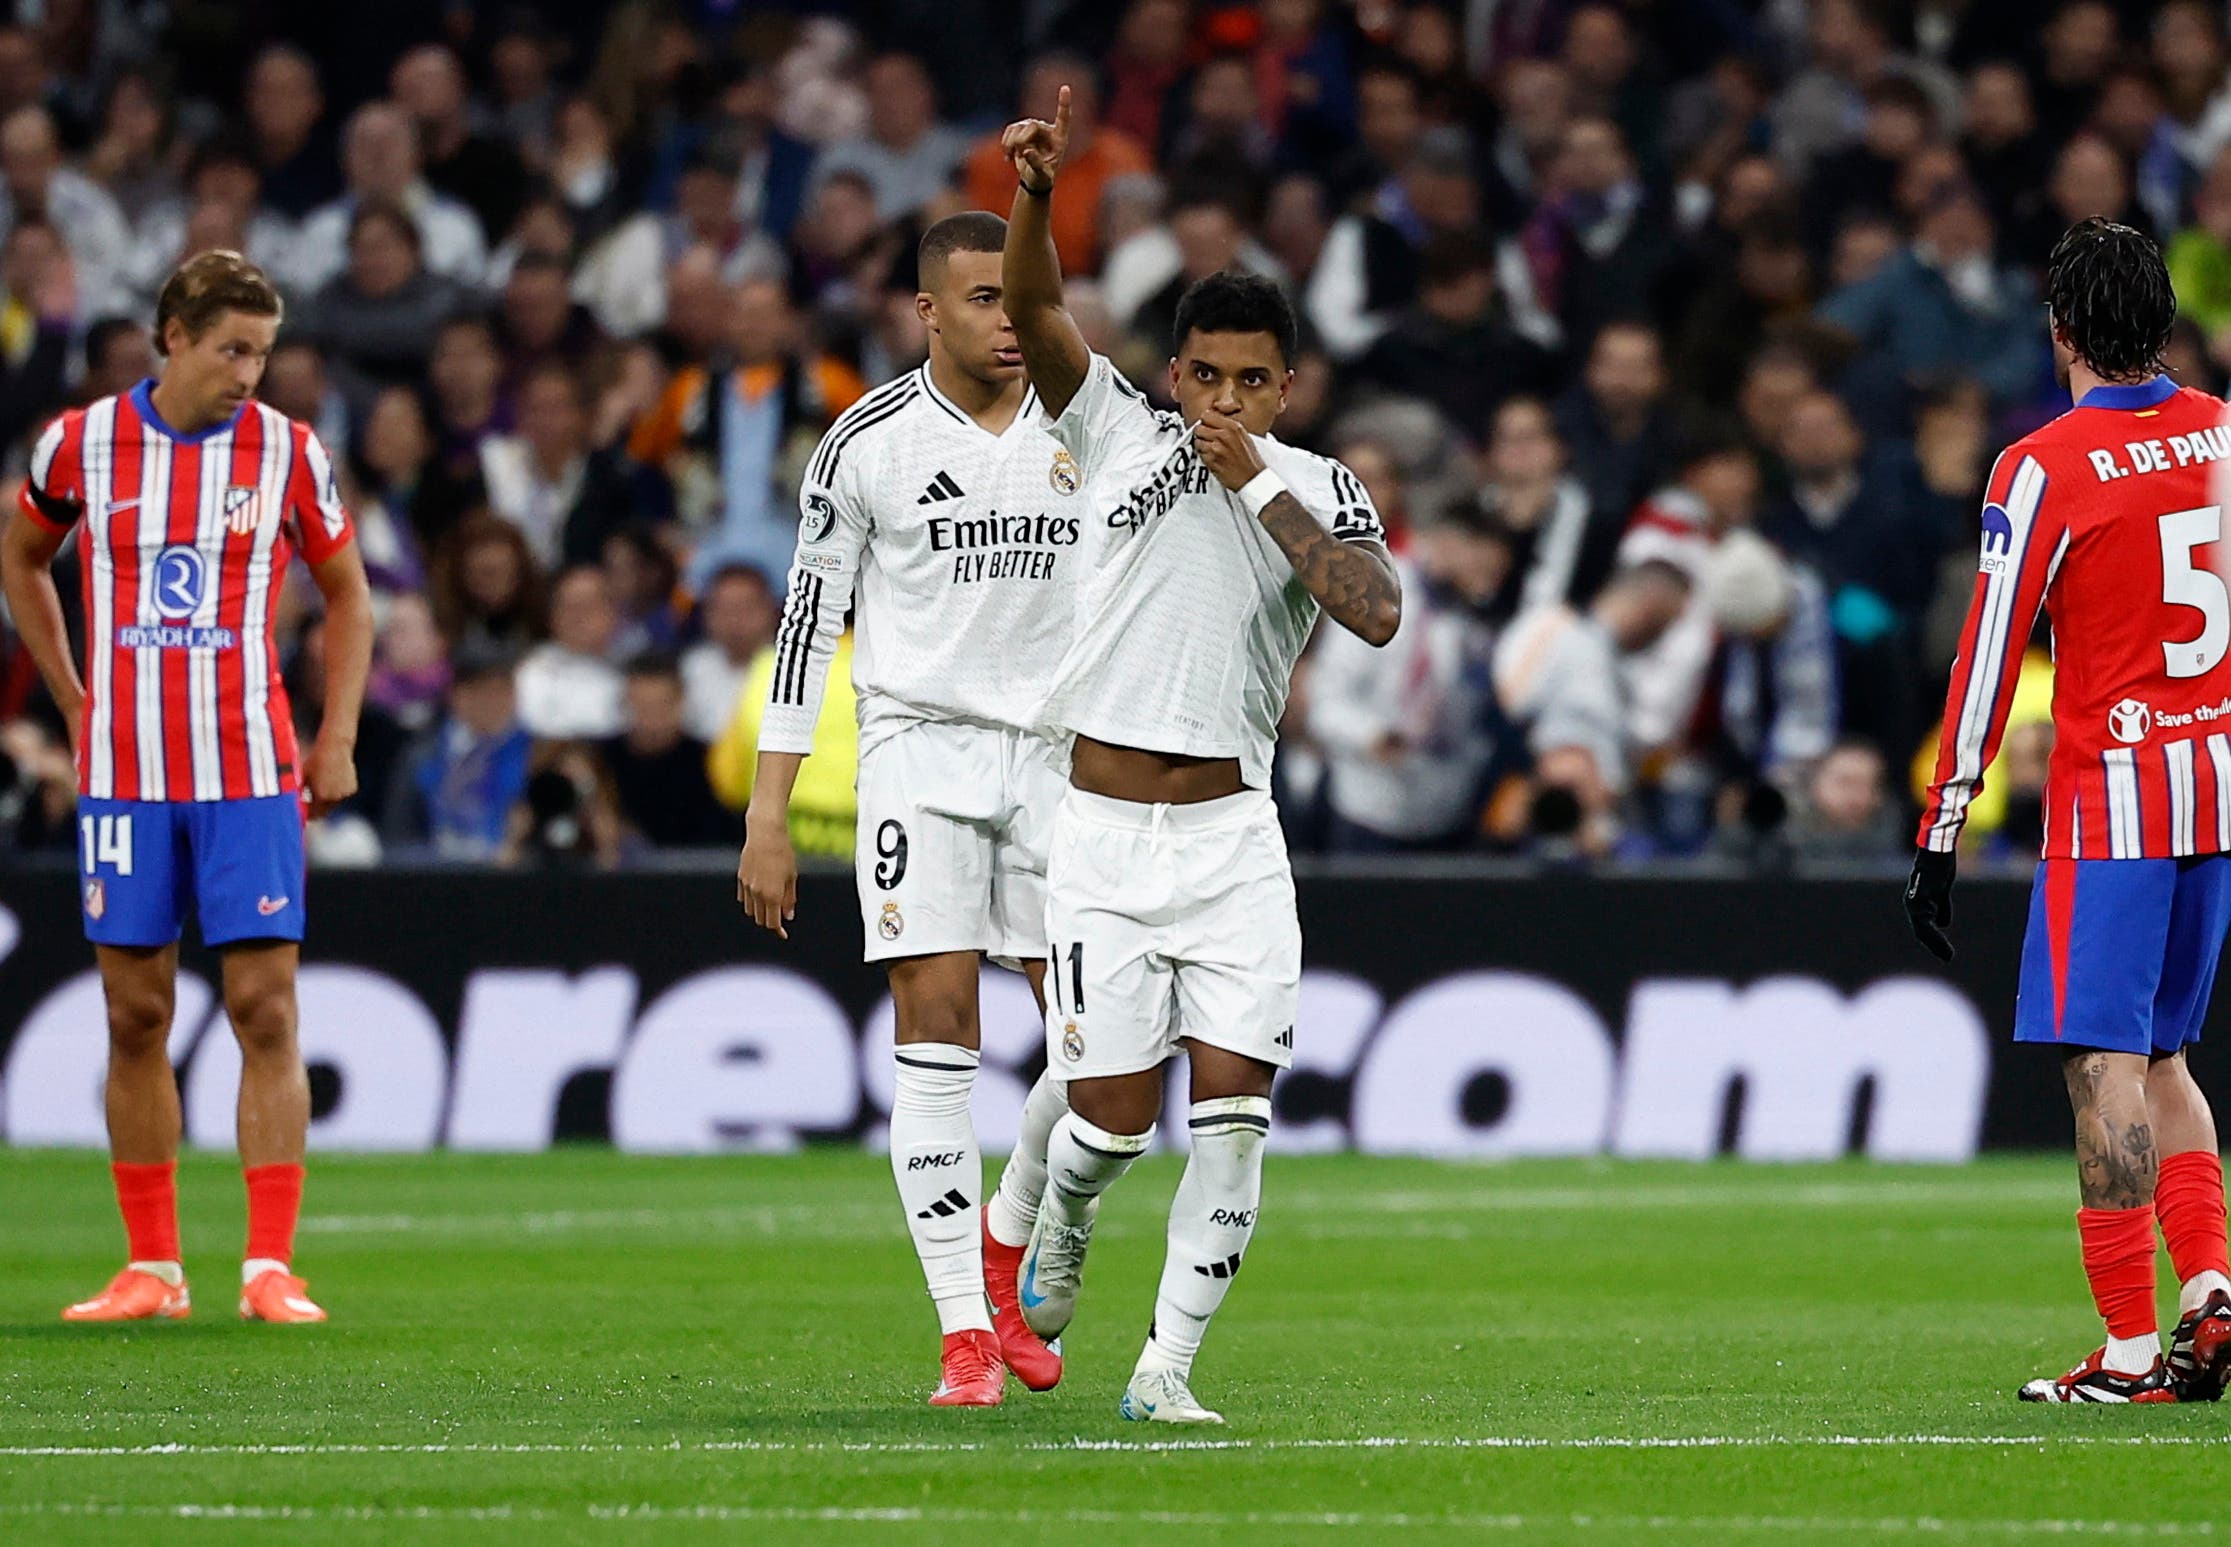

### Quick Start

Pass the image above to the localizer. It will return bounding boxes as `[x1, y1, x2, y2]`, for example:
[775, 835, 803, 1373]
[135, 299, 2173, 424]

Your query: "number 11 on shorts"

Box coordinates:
[1049, 939, 1084, 1016]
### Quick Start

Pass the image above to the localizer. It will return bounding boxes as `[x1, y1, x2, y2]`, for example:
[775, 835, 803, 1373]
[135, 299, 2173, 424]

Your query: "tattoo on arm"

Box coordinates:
[2064, 1051, 2159, 1209]
[1256, 491, 1402, 646]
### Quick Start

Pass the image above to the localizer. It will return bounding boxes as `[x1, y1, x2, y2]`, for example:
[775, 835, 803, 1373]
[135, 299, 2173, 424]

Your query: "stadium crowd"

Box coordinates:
[0, 0, 2214, 867]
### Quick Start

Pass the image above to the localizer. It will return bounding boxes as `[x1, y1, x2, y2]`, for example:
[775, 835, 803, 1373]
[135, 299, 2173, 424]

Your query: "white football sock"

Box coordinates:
[987, 1072, 1069, 1248]
[890, 1043, 991, 1335]
[129, 1260, 184, 1287]
[1137, 1096, 1270, 1378]
[1041, 1111, 1152, 1225]
[2105, 1331, 2161, 1371]
[242, 1257, 288, 1285]
[2181, 1268, 2231, 1316]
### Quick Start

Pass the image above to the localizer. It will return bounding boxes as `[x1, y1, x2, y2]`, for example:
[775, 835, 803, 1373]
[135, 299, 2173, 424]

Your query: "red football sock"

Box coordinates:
[243, 1163, 305, 1266]
[112, 1161, 179, 1264]
[2156, 1151, 2231, 1285]
[2078, 1204, 2159, 1342]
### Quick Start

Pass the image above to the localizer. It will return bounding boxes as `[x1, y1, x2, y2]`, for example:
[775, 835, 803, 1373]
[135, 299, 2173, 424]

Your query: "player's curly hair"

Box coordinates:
[2046, 217, 2174, 384]
[1172, 271, 1298, 369]
[153, 249, 282, 357]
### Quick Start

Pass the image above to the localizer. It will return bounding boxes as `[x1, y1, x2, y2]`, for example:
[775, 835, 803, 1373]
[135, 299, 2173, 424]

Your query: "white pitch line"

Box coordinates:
[0, 1502, 2216, 1536]
[4, 1433, 2227, 1460]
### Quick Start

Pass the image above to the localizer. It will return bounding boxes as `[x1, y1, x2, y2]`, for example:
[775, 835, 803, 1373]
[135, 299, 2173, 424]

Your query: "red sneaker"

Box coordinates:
[240, 1270, 327, 1324]
[983, 1217, 1062, 1391]
[928, 1328, 1004, 1407]
[2018, 1346, 2177, 1403]
[62, 1269, 190, 1322]
[2170, 1290, 2231, 1402]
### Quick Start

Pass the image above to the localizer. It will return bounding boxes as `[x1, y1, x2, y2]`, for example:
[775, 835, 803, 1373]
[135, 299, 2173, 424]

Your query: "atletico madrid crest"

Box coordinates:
[222, 485, 263, 535]
[83, 878, 105, 920]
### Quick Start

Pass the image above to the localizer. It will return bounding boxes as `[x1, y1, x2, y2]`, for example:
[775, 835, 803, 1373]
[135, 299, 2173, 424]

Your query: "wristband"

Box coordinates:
[1237, 468, 1288, 518]
[1020, 177, 1053, 198]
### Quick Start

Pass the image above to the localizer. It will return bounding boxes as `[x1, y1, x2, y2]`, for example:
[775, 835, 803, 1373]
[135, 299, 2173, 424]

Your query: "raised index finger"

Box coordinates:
[1054, 84, 1072, 139]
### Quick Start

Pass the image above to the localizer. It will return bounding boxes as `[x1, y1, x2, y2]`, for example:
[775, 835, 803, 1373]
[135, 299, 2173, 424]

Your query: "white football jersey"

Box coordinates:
[760, 365, 1091, 755]
[1038, 354, 1386, 787]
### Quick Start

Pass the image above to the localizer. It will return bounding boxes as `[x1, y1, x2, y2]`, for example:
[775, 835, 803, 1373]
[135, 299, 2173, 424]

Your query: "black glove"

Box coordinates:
[1904, 846, 1957, 963]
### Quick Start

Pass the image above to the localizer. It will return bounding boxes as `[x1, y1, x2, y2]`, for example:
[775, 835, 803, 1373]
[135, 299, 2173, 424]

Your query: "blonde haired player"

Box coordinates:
[1, 250, 373, 1324]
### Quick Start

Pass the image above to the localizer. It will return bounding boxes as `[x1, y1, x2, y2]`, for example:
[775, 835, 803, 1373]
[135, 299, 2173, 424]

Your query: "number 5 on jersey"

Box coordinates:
[2160, 504, 2231, 679]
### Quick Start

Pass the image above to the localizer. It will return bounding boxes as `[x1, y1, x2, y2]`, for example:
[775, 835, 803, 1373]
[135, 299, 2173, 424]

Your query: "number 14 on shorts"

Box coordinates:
[80, 811, 134, 875]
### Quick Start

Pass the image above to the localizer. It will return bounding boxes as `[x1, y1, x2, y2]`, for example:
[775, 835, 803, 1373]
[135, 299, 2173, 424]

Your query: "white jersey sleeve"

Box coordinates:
[1044, 353, 1165, 465]
[1270, 443, 1388, 549]
[760, 455, 870, 755]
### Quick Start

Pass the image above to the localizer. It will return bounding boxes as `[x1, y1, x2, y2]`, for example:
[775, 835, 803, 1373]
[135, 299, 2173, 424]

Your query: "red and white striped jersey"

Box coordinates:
[16, 381, 355, 803]
[1921, 376, 2231, 859]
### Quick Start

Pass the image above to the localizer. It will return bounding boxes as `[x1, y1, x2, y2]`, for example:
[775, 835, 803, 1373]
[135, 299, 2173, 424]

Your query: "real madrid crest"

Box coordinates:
[1049, 447, 1080, 496]
[1061, 1021, 1085, 1062]
[879, 902, 905, 940]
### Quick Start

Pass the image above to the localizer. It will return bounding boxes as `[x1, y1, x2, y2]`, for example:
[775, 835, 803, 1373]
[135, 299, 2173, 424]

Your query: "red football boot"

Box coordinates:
[983, 1216, 1063, 1391]
[928, 1328, 1005, 1407]
[2018, 1346, 2177, 1403]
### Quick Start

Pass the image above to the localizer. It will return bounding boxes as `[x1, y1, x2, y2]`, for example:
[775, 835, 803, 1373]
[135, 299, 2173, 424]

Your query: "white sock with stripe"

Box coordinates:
[1136, 1096, 1271, 1378]
[1041, 1112, 1152, 1225]
[889, 1044, 991, 1335]
[987, 1072, 1068, 1248]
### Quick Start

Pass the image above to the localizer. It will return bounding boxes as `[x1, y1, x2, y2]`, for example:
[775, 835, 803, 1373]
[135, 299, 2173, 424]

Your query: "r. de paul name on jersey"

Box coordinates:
[927, 508, 1080, 584]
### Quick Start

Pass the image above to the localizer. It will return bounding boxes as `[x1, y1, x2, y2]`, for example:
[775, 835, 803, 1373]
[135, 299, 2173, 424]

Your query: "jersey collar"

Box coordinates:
[129, 378, 246, 443]
[916, 364, 1038, 438]
[2076, 375, 2177, 411]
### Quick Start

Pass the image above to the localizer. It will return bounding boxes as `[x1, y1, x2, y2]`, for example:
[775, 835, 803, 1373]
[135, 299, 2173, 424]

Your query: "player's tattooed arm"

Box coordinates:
[2063, 1051, 2159, 1209]
[1258, 492, 1402, 647]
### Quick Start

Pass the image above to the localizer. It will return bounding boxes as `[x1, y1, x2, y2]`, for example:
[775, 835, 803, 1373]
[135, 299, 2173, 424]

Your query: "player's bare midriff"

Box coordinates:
[1071, 735, 1246, 805]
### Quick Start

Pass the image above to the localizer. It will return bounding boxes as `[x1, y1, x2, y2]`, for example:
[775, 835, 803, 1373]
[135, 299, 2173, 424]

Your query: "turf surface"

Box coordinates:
[0, 1148, 2226, 1544]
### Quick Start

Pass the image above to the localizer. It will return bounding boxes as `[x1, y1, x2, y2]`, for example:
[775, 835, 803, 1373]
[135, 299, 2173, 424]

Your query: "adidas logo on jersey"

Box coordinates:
[917, 471, 965, 504]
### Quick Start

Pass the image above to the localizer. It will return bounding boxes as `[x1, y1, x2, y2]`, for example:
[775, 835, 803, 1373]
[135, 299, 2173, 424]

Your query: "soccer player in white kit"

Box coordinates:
[999, 92, 1403, 1423]
[738, 214, 1081, 1408]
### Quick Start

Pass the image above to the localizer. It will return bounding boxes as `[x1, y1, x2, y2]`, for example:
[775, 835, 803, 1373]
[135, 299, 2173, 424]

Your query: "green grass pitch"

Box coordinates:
[1, 1147, 2227, 1544]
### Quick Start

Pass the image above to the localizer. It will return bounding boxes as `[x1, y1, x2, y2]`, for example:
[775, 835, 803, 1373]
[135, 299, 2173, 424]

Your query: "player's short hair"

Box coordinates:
[2047, 216, 2175, 383]
[917, 212, 1007, 289]
[152, 248, 282, 357]
[1171, 270, 1298, 369]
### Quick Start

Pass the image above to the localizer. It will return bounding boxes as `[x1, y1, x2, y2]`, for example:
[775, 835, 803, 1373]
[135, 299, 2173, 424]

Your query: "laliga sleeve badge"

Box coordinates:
[83, 878, 105, 920]
[1061, 1022, 1085, 1063]
[1050, 447, 1080, 496]
[879, 902, 905, 940]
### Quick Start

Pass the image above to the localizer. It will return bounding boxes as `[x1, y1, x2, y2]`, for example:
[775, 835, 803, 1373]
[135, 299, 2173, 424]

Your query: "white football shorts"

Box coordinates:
[854, 719, 1064, 968]
[1042, 786, 1301, 1080]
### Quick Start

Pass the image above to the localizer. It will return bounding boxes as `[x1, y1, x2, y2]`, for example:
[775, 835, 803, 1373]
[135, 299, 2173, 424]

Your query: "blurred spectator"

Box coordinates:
[516, 564, 625, 740]
[1961, 62, 2051, 242]
[543, 96, 633, 244]
[123, 139, 299, 315]
[291, 101, 488, 295]
[1308, 128, 1480, 360]
[1816, 177, 2040, 417]
[1554, 320, 1671, 535]
[0, 715, 74, 853]
[304, 199, 469, 424]
[1494, 558, 1695, 851]
[1354, 232, 1555, 443]
[1479, 397, 1604, 611]
[628, 277, 865, 586]
[709, 629, 859, 859]
[348, 386, 441, 595]
[0, 219, 73, 448]
[480, 362, 634, 570]
[1484, 57, 1572, 218]
[1981, 720, 2054, 860]
[368, 591, 450, 734]
[1104, 0, 1191, 154]
[682, 563, 778, 741]
[1162, 54, 1277, 189]
[964, 58, 1151, 275]
[1126, 186, 1285, 360]
[426, 313, 509, 473]
[0, 105, 128, 318]
[1674, 213, 1815, 405]
[430, 513, 546, 654]
[2033, 2, 2120, 139]
[599, 652, 731, 848]
[392, 44, 529, 250]
[497, 251, 602, 387]
[811, 53, 969, 223]
[1308, 505, 1508, 851]
[2169, 148, 2231, 337]
[258, 336, 350, 462]
[244, 44, 339, 220]
[1788, 738, 1901, 861]
[82, 69, 180, 230]
[602, 527, 685, 652]
[1770, 0, 1957, 174]
[489, 20, 562, 163]
[1521, 115, 1680, 354]
[79, 317, 153, 404]
[501, 739, 624, 870]
[1699, 528, 1838, 784]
